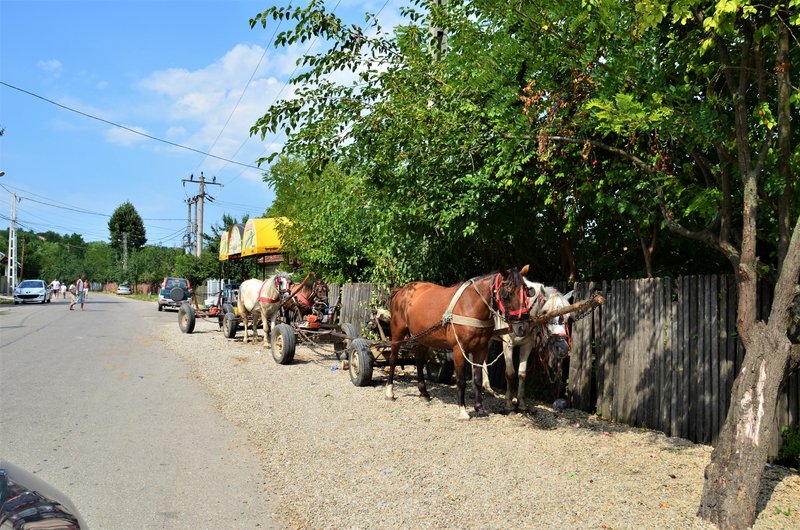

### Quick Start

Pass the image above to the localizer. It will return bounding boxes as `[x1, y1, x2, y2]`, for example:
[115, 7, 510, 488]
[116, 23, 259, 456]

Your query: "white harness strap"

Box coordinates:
[442, 280, 494, 328]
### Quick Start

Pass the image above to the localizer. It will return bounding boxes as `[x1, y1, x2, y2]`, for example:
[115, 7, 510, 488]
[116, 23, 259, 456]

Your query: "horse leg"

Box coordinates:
[415, 345, 431, 402]
[517, 342, 533, 410]
[453, 346, 470, 420]
[261, 305, 275, 344]
[480, 349, 498, 397]
[251, 311, 262, 344]
[243, 310, 251, 343]
[385, 327, 404, 401]
[471, 348, 489, 417]
[503, 336, 516, 411]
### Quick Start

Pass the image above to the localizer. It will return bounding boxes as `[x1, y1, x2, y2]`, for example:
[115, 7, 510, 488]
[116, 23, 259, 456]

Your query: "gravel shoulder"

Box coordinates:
[159, 316, 800, 529]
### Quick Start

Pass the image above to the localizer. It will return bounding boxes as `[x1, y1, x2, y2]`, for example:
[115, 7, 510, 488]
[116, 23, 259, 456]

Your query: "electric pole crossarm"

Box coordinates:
[181, 172, 223, 257]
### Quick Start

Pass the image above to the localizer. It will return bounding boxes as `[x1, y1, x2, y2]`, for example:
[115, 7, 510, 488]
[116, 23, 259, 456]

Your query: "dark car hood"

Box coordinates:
[0, 460, 87, 529]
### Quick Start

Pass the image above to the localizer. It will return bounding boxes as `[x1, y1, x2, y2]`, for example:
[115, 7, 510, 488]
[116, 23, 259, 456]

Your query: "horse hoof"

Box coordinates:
[385, 395, 396, 402]
[419, 395, 432, 403]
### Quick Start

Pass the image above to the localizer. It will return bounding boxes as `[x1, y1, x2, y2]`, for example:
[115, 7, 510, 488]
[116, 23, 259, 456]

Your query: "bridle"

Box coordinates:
[548, 313, 572, 349]
[491, 273, 530, 324]
[259, 274, 292, 304]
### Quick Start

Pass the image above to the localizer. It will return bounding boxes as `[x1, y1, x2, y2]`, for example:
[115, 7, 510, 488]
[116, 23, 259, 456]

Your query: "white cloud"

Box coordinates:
[37, 59, 63, 76]
[132, 1, 405, 178]
[165, 126, 187, 140]
[135, 43, 307, 174]
[105, 125, 149, 146]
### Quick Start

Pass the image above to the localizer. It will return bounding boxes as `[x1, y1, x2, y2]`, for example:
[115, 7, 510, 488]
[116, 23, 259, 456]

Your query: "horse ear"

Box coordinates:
[564, 290, 574, 303]
[520, 264, 529, 276]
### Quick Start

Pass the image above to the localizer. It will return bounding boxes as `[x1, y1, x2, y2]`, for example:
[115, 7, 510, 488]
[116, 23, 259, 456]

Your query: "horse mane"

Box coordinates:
[504, 268, 525, 291]
[542, 286, 569, 314]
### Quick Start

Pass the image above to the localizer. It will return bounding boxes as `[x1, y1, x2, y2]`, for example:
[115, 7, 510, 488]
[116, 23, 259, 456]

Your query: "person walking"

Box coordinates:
[69, 274, 87, 311]
[60, 282, 67, 299]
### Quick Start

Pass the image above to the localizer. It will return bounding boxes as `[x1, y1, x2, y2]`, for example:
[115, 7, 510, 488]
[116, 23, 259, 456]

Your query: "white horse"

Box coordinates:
[237, 273, 293, 344]
[484, 279, 573, 411]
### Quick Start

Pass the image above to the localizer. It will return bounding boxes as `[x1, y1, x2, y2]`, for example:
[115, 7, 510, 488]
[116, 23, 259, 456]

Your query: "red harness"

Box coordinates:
[258, 276, 284, 304]
[294, 292, 312, 308]
[492, 273, 530, 321]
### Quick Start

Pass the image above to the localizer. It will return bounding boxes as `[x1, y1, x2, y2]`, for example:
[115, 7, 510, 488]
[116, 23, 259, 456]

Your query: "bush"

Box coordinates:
[777, 424, 800, 469]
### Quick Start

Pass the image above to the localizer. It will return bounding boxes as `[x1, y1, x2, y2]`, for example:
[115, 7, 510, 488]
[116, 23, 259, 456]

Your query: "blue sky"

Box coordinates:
[0, 0, 400, 247]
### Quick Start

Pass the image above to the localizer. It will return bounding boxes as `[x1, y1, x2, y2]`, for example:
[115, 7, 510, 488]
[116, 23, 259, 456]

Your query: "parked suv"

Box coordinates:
[157, 277, 191, 311]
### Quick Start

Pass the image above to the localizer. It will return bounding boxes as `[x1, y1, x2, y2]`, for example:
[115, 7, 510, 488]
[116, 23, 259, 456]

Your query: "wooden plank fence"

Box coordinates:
[331, 275, 799, 455]
[568, 275, 799, 456]
[335, 283, 389, 335]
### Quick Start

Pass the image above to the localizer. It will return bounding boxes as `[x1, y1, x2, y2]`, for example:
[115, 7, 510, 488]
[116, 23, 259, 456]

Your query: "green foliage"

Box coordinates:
[83, 242, 117, 283]
[108, 202, 147, 255]
[777, 424, 800, 469]
[247, 0, 798, 286]
[126, 245, 184, 286]
[172, 252, 220, 289]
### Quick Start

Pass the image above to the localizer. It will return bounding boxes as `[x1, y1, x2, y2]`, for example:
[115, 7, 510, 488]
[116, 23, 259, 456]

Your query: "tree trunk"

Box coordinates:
[638, 222, 658, 278]
[697, 323, 792, 528]
[699, 212, 800, 528]
[558, 234, 578, 282]
[776, 23, 792, 273]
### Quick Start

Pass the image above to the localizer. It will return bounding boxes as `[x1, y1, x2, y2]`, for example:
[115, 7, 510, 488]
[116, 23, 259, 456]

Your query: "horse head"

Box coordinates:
[276, 272, 293, 302]
[312, 280, 329, 305]
[541, 287, 573, 371]
[493, 265, 531, 338]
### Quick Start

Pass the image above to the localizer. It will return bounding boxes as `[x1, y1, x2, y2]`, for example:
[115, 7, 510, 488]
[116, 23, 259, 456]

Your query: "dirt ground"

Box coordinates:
[160, 316, 800, 529]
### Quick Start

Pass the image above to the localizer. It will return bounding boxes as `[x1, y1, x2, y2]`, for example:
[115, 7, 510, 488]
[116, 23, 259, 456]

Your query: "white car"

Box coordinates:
[14, 279, 52, 304]
[117, 283, 132, 295]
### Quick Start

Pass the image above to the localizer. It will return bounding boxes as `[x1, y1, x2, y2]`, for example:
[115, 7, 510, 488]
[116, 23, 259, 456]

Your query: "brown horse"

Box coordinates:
[283, 276, 330, 322]
[387, 265, 531, 420]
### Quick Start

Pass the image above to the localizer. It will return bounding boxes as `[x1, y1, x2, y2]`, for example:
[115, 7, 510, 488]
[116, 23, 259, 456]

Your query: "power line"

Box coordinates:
[223, 1, 345, 186]
[0, 80, 265, 171]
[194, 21, 283, 176]
[0, 183, 183, 221]
[0, 183, 186, 244]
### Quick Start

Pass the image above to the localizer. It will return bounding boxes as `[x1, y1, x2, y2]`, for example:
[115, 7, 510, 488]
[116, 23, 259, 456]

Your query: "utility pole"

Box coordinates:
[6, 192, 18, 292]
[181, 172, 222, 257]
[184, 197, 195, 254]
[122, 232, 129, 271]
[430, 0, 447, 61]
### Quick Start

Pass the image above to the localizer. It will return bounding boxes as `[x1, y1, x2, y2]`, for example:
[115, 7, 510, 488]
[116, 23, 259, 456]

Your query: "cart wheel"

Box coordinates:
[271, 323, 296, 365]
[178, 303, 196, 334]
[335, 322, 358, 359]
[223, 303, 235, 315]
[426, 358, 454, 384]
[223, 312, 238, 339]
[348, 338, 374, 387]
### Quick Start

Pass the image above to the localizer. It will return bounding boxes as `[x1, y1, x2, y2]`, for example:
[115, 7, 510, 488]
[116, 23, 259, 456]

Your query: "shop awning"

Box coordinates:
[241, 217, 286, 257]
[218, 230, 230, 261]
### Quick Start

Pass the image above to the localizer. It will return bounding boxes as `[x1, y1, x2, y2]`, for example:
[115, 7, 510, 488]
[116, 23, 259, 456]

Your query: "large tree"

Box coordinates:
[250, 0, 729, 283]
[250, 0, 800, 526]
[504, 0, 800, 525]
[108, 201, 146, 255]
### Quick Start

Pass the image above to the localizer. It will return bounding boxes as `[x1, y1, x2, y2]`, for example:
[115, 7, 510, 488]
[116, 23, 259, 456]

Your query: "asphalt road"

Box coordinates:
[0, 293, 282, 529]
